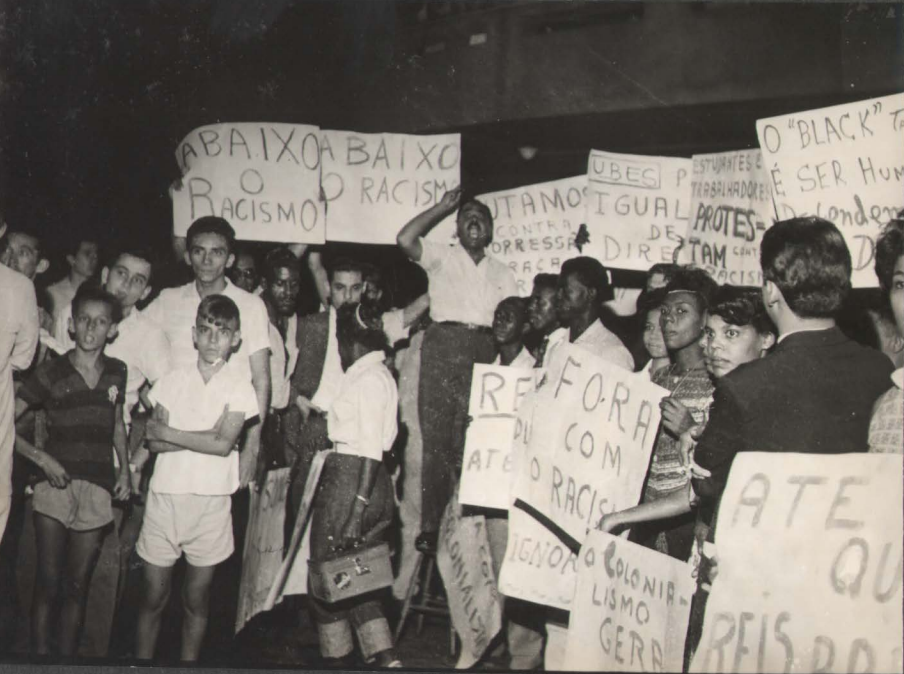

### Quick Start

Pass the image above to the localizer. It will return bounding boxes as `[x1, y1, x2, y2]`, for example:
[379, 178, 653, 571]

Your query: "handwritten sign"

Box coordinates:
[680, 150, 775, 286]
[459, 364, 536, 510]
[513, 342, 668, 543]
[565, 530, 695, 671]
[236, 467, 291, 633]
[477, 176, 585, 295]
[436, 491, 503, 669]
[319, 130, 460, 244]
[173, 123, 325, 244]
[690, 453, 903, 674]
[585, 150, 692, 271]
[497, 506, 579, 612]
[756, 93, 904, 287]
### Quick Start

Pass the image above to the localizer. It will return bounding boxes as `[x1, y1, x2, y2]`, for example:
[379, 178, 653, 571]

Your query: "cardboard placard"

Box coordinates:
[319, 130, 460, 244]
[459, 364, 536, 510]
[436, 491, 503, 669]
[497, 506, 579, 612]
[173, 123, 325, 243]
[680, 149, 775, 286]
[513, 342, 668, 543]
[585, 150, 692, 271]
[690, 453, 903, 673]
[756, 93, 904, 287]
[235, 467, 292, 634]
[565, 530, 695, 672]
[477, 176, 585, 296]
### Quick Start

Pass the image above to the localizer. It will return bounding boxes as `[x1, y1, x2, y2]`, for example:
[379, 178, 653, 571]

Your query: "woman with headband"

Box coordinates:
[308, 301, 401, 668]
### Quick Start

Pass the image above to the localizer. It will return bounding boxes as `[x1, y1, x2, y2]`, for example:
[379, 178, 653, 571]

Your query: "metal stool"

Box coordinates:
[394, 544, 457, 656]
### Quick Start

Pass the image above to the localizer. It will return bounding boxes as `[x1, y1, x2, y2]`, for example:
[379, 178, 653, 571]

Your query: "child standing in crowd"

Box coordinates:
[14, 286, 130, 656]
[526, 273, 560, 368]
[635, 287, 670, 377]
[135, 295, 259, 662]
[491, 297, 534, 369]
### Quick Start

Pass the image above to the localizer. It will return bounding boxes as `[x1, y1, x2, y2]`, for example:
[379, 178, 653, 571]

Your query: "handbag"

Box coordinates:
[309, 541, 393, 603]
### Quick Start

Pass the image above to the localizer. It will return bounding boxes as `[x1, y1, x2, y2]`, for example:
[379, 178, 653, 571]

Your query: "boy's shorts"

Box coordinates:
[33, 479, 114, 531]
[136, 491, 233, 567]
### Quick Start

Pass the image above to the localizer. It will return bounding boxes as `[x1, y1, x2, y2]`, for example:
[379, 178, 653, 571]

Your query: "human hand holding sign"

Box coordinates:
[438, 185, 462, 215]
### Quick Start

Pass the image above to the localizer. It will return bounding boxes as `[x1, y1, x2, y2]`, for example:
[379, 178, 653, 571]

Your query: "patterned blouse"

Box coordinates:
[643, 364, 715, 503]
[868, 368, 903, 454]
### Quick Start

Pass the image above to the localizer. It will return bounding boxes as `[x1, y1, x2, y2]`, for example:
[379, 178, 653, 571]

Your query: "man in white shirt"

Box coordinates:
[397, 186, 518, 538]
[0, 223, 40, 544]
[544, 256, 634, 373]
[144, 217, 271, 488]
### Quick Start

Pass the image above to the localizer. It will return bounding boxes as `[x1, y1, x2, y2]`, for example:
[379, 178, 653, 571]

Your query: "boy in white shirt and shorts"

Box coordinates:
[134, 294, 259, 662]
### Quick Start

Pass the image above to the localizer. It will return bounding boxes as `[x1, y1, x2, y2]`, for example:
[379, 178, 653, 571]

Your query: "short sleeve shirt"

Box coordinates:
[328, 351, 399, 462]
[18, 353, 126, 493]
[418, 240, 518, 327]
[144, 279, 270, 381]
[148, 364, 259, 495]
[544, 320, 634, 373]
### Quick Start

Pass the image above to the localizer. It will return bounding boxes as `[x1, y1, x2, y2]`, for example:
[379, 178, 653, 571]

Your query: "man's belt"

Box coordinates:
[437, 320, 493, 334]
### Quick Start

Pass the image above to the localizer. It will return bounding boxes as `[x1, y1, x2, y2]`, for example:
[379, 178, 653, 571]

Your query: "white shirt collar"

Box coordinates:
[892, 367, 903, 390]
[345, 350, 387, 378]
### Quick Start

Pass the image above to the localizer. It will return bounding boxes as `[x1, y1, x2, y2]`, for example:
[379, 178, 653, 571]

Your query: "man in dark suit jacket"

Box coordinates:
[693, 216, 893, 526]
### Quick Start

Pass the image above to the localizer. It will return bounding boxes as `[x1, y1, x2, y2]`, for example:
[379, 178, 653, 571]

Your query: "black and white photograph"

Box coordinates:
[0, 1, 901, 671]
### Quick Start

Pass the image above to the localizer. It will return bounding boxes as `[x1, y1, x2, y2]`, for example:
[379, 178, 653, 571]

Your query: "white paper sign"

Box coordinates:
[497, 506, 579, 612]
[319, 130, 460, 244]
[173, 123, 325, 243]
[691, 453, 903, 673]
[585, 150, 692, 271]
[513, 343, 668, 543]
[681, 149, 775, 286]
[436, 491, 503, 669]
[477, 176, 585, 295]
[565, 530, 696, 672]
[756, 93, 904, 287]
[459, 364, 536, 510]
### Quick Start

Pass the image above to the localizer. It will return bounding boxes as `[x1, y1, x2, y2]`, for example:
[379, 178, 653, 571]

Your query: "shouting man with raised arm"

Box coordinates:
[396, 186, 517, 542]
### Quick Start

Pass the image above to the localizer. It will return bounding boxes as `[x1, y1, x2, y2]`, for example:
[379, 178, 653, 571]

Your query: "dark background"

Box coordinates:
[1, 0, 901, 297]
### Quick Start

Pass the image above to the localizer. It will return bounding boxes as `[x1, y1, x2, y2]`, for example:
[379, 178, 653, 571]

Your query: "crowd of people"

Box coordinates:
[0, 188, 901, 668]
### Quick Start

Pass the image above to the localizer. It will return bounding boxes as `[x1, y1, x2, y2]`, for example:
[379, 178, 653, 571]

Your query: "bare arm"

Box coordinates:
[339, 456, 381, 547]
[147, 405, 247, 457]
[597, 486, 694, 533]
[288, 245, 330, 310]
[239, 349, 270, 486]
[401, 294, 429, 328]
[396, 186, 461, 261]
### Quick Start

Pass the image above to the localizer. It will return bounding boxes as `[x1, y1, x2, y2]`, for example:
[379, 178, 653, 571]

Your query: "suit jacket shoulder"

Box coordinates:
[293, 311, 330, 398]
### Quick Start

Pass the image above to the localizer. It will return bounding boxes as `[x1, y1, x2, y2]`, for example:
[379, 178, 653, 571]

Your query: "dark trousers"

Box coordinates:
[418, 324, 495, 532]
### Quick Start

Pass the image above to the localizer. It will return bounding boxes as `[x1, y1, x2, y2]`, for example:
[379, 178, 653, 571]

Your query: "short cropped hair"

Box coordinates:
[328, 256, 364, 283]
[72, 285, 122, 325]
[646, 263, 680, 285]
[709, 285, 776, 337]
[635, 286, 668, 319]
[107, 246, 155, 280]
[761, 217, 851, 318]
[8, 228, 44, 256]
[64, 235, 99, 257]
[532, 273, 558, 294]
[262, 246, 299, 284]
[336, 301, 387, 354]
[664, 267, 719, 311]
[197, 294, 241, 329]
[560, 256, 614, 303]
[496, 296, 529, 323]
[458, 198, 493, 224]
[874, 219, 904, 294]
[186, 216, 236, 254]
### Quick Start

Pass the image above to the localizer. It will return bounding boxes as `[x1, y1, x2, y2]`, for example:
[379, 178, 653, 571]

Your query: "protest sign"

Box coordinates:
[173, 123, 325, 244]
[436, 491, 503, 669]
[236, 467, 291, 633]
[513, 342, 668, 543]
[319, 130, 460, 244]
[497, 506, 579, 612]
[545, 622, 570, 671]
[756, 93, 904, 287]
[680, 150, 775, 286]
[691, 453, 903, 674]
[585, 150, 692, 272]
[459, 363, 536, 510]
[565, 530, 695, 672]
[477, 176, 585, 295]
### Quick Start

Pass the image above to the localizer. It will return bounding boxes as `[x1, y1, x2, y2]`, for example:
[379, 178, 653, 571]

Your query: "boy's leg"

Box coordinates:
[32, 512, 67, 655]
[135, 562, 174, 660]
[180, 563, 216, 661]
[58, 525, 105, 656]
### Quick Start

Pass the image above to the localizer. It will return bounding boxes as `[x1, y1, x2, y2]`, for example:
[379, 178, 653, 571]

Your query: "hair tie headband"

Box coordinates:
[355, 304, 369, 330]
